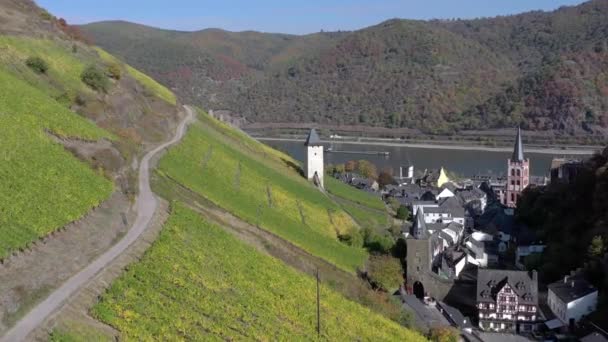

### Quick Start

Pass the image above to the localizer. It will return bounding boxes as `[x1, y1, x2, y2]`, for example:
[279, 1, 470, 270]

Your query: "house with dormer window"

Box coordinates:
[477, 269, 540, 333]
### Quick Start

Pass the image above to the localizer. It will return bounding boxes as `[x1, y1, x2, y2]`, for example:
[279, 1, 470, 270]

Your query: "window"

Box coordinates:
[519, 305, 526, 311]
[516, 180, 520, 186]
[489, 304, 495, 310]
[508, 297, 515, 303]
[508, 305, 515, 311]
[511, 193, 515, 202]
[504, 288, 511, 293]
[500, 305, 506, 311]
[517, 169, 521, 176]
[511, 180, 515, 185]
[511, 169, 515, 176]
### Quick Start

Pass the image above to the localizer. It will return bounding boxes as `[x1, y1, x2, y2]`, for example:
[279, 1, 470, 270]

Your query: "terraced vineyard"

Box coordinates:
[0, 68, 113, 259]
[158, 110, 367, 272]
[92, 204, 424, 341]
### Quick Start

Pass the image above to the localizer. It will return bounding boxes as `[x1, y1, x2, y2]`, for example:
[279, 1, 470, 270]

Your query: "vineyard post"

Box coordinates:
[316, 267, 320, 337]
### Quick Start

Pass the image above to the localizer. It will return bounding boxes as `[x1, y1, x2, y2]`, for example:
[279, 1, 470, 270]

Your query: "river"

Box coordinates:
[262, 140, 593, 178]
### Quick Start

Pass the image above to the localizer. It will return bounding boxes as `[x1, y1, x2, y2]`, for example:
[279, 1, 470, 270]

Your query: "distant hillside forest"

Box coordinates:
[82, 0, 608, 136]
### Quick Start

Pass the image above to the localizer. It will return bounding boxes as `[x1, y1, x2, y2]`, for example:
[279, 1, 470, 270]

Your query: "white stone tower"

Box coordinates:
[304, 128, 324, 188]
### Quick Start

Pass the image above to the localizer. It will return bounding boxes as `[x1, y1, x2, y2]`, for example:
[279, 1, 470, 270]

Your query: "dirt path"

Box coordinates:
[0, 106, 194, 342]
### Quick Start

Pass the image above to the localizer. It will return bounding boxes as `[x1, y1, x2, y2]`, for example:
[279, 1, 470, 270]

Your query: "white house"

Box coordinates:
[466, 231, 498, 268]
[411, 201, 437, 216]
[547, 275, 598, 326]
[304, 128, 324, 188]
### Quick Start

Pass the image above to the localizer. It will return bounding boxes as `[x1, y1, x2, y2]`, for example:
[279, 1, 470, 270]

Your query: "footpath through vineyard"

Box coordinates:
[0, 106, 195, 342]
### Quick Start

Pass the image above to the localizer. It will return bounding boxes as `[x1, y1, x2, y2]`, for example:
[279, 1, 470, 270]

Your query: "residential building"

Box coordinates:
[477, 269, 539, 333]
[547, 275, 598, 326]
[419, 167, 450, 188]
[304, 128, 324, 187]
[550, 158, 584, 184]
[504, 127, 530, 208]
[466, 231, 499, 268]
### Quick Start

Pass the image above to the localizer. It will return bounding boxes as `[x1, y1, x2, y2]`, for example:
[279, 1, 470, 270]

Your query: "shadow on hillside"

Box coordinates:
[282, 158, 305, 177]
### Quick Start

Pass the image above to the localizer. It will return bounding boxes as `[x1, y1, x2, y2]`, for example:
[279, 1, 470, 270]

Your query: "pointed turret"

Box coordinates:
[304, 128, 322, 146]
[411, 208, 427, 239]
[512, 127, 524, 162]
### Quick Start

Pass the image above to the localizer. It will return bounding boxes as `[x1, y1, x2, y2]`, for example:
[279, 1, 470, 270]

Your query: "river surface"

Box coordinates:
[263, 140, 591, 177]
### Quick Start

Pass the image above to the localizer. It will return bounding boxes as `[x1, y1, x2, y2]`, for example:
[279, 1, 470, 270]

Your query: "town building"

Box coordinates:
[477, 269, 539, 333]
[550, 158, 584, 184]
[547, 274, 598, 326]
[304, 128, 324, 188]
[504, 127, 530, 208]
[419, 167, 450, 188]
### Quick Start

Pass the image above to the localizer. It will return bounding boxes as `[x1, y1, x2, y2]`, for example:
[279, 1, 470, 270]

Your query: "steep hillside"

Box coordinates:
[88, 203, 423, 341]
[82, 0, 608, 137]
[157, 109, 367, 272]
[0, 0, 180, 259]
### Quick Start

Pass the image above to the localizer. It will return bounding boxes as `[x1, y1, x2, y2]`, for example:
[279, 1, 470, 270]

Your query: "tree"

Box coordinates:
[378, 170, 395, 189]
[588, 236, 605, 258]
[429, 327, 459, 342]
[345, 160, 356, 172]
[81, 65, 109, 92]
[25, 56, 49, 74]
[357, 160, 378, 179]
[366, 255, 403, 292]
[396, 205, 410, 220]
[338, 227, 363, 248]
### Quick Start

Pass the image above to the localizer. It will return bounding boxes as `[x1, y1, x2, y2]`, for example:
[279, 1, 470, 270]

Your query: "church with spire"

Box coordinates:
[503, 127, 530, 208]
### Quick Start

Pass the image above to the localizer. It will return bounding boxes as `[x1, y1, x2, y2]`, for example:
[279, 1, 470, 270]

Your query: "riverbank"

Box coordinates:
[257, 137, 599, 156]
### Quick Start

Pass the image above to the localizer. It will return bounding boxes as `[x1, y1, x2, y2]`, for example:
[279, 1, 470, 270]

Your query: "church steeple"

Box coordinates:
[512, 126, 524, 162]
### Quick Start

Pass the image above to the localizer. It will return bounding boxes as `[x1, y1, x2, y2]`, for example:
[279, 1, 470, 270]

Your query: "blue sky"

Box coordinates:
[37, 0, 587, 34]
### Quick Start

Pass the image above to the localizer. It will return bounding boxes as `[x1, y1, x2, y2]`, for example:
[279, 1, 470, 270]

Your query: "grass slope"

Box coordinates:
[92, 204, 424, 341]
[0, 68, 113, 259]
[95, 47, 176, 105]
[158, 110, 367, 272]
[325, 176, 386, 211]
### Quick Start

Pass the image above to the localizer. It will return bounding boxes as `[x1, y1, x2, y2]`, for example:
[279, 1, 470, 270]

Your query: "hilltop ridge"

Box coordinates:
[81, 0, 608, 139]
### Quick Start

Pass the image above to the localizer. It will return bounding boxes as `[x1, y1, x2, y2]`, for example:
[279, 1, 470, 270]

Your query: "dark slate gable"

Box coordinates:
[304, 128, 322, 146]
[512, 126, 524, 162]
[477, 269, 538, 305]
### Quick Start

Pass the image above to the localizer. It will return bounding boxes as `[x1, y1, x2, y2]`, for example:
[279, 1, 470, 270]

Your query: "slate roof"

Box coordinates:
[512, 126, 525, 162]
[438, 196, 465, 218]
[304, 128, 322, 146]
[477, 269, 538, 305]
[548, 276, 597, 303]
[411, 208, 428, 239]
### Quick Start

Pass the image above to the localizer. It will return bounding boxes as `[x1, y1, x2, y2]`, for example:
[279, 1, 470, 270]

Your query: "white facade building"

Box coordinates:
[547, 275, 598, 325]
[304, 129, 324, 188]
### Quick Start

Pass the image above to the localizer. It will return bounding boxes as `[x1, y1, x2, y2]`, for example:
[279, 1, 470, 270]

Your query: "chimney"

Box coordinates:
[400, 167, 403, 179]
[571, 281, 575, 288]
[564, 275, 569, 284]
[532, 270, 538, 282]
[408, 166, 414, 179]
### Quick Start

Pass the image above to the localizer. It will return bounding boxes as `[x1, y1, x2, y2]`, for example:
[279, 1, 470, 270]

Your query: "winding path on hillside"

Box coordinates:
[1, 106, 195, 342]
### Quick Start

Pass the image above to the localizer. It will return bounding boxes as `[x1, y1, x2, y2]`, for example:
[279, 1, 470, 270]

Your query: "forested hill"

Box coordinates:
[81, 0, 608, 136]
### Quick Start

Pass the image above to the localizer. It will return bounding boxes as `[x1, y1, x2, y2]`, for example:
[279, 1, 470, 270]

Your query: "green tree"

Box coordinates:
[357, 160, 378, 179]
[588, 236, 605, 258]
[81, 65, 109, 92]
[396, 205, 410, 220]
[367, 255, 403, 292]
[25, 56, 49, 74]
